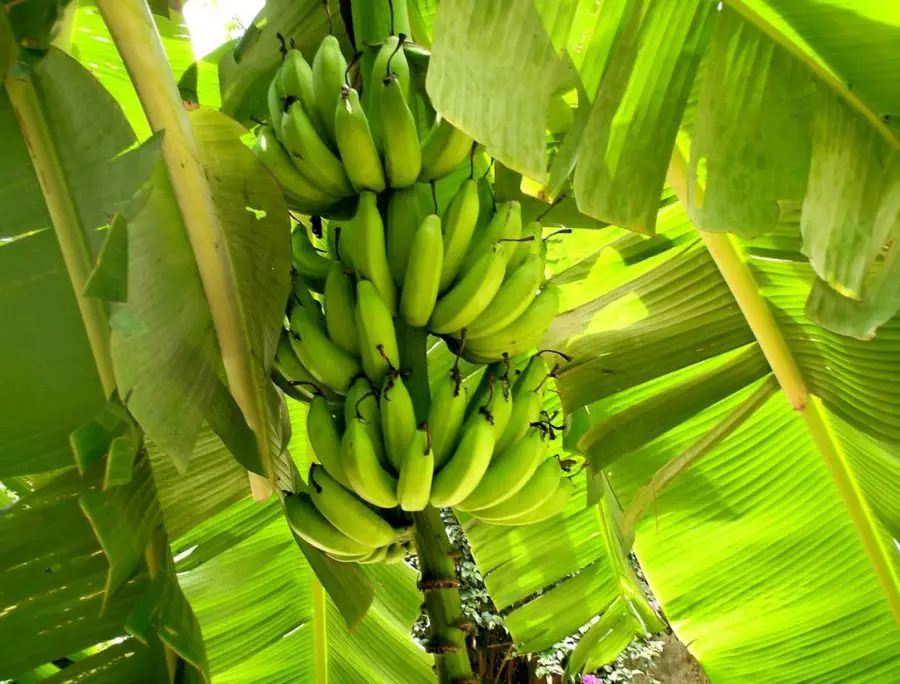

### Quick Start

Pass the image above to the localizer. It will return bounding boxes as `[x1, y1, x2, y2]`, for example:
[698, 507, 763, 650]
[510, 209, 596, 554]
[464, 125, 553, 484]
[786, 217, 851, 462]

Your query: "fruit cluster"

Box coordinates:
[256, 34, 571, 566]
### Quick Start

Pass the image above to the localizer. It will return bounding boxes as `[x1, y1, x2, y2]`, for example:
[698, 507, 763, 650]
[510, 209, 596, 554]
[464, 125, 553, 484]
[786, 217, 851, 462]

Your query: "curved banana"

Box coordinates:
[327, 549, 377, 562]
[466, 253, 544, 339]
[430, 415, 495, 508]
[307, 395, 352, 488]
[470, 458, 562, 523]
[344, 376, 385, 466]
[354, 191, 397, 313]
[323, 262, 359, 355]
[466, 365, 513, 441]
[308, 464, 397, 547]
[381, 374, 417, 472]
[254, 125, 339, 212]
[429, 243, 507, 334]
[311, 34, 346, 145]
[281, 100, 353, 197]
[460, 200, 522, 274]
[281, 49, 328, 140]
[288, 305, 360, 394]
[274, 332, 339, 403]
[334, 86, 386, 193]
[420, 117, 474, 181]
[508, 220, 543, 272]
[456, 426, 548, 512]
[356, 545, 390, 564]
[291, 226, 332, 291]
[495, 390, 543, 454]
[355, 280, 400, 385]
[439, 179, 480, 293]
[486, 475, 572, 526]
[428, 370, 470, 469]
[288, 272, 327, 325]
[387, 187, 421, 285]
[514, 354, 550, 396]
[342, 418, 399, 508]
[284, 493, 372, 556]
[397, 422, 434, 512]
[268, 77, 285, 137]
[364, 35, 411, 152]
[400, 215, 443, 327]
[464, 284, 560, 362]
[381, 75, 421, 188]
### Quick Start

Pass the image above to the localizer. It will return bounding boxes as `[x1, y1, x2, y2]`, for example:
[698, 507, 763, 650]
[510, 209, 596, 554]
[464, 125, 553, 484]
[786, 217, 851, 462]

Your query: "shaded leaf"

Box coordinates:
[84, 213, 129, 302]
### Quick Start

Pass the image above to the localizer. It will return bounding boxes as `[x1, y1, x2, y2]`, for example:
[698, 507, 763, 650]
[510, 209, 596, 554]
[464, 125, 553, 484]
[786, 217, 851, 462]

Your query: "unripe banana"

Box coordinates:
[386, 187, 420, 285]
[430, 414, 495, 508]
[456, 426, 548, 512]
[289, 275, 326, 325]
[334, 87, 386, 193]
[508, 220, 543, 272]
[281, 100, 353, 197]
[274, 332, 339, 403]
[470, 458, 562, 523]
[284, 493, 371, 556]
[356, 545, 390, 564]
[400, 215, 443, 327]
[384, 542, 408, 564]
[466, 365, 513, 442]
[344, 376, 385, 466]
[381, 374, 417, 472]
[291, 226, 332, 291]
[355, 280, 400, 385]
[311, 34, 346, 145]
[439, 179, 480, 293]
[381, 75, 421, 188]
[281, 49, 328, 139]
[254, 126, 339, 212]
[327, 549, 377, 562]
[460, 200, 522, 273]
[342, 418, 399, 508]
[514, 354, 551, 396]
[466, 253, 544, 339]
[495, 390, 543, 454]
[268, 77, 285, 137]
[420, 117, 474, 181]
[323, 262, 359, 355]
[429, 243, 507, 334]
[428, 371, 469, 469]
[307, 395, 351, 488]
[354, 191, 397, 313]
[308, 464, 397, 547]
[365, 35, 411, 152]
[481, 473, 572, 526]
[464, 283, 560, 362]
[397, 422, 434, 512]
[288, 306, 360, 394]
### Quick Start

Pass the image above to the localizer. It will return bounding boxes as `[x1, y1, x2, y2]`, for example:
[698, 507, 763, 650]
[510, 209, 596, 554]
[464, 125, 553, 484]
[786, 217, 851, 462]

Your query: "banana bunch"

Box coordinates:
[254, 35, 474, 217]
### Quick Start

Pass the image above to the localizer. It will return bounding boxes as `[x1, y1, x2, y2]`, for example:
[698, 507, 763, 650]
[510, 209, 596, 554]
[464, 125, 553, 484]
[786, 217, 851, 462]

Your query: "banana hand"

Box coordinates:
[308, 464, 397, 547]
[284, 493, 372, 556]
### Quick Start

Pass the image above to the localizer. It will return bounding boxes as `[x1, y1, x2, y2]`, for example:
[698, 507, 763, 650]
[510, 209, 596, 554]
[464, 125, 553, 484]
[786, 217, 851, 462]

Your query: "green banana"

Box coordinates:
[308, 464, 397, 547]
[281, 49, 328, 139]
[307, 394, 351, 488]
[284, 493, 372, 556]
[439, 179, 480, 293]
[397, 422, 434, 512]
[420, 117, 474, 181]
[254, 126, 338, 212]
[365, 35, 411, 152]
[334, 87, 386, 193]
[356, 545, 390, 564]
[456, 426, 548, 512]
[400, 215, 443, 327]
[495, 390, 543, 454]
[464, 284, 560, 362]
[381, 374, 417, 472]
[267, 77, 285, 137]
[429, 243, 507, 334]
[508, 220, 543, 272]
[430, 414, 495, 508]
[466, 253, 544, 339]
[291, 226, 332, 291]
[381, 75, 421, 188]
[355, 280, 400, 385]
[288, 305, 360, 394]
[485, 474, 572, 527]
[428, 370, 470, 469]
[342, 418, 399, 508]
[311, 34, 346, 145]
[281, 100, 353, 197]
[288, 276, 326, 328]
[327, 549, 377, 562]
[274, 331, 339, 403]
[344, 376, 385, 466]
[466, 365, 513, 442]
[323, 262, 359, 355]
[386, 187, 420, 286]
[354, 191, 397, 313]
[384, 542, 407, 564]
[470, 458, 562, 523]
[460, 200, 522, 273]
[513, 354, 551, 395]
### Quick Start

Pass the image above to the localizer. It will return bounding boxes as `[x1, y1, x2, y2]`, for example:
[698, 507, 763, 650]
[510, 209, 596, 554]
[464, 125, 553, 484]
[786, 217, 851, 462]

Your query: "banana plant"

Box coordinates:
[2, 0, 900, 683]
